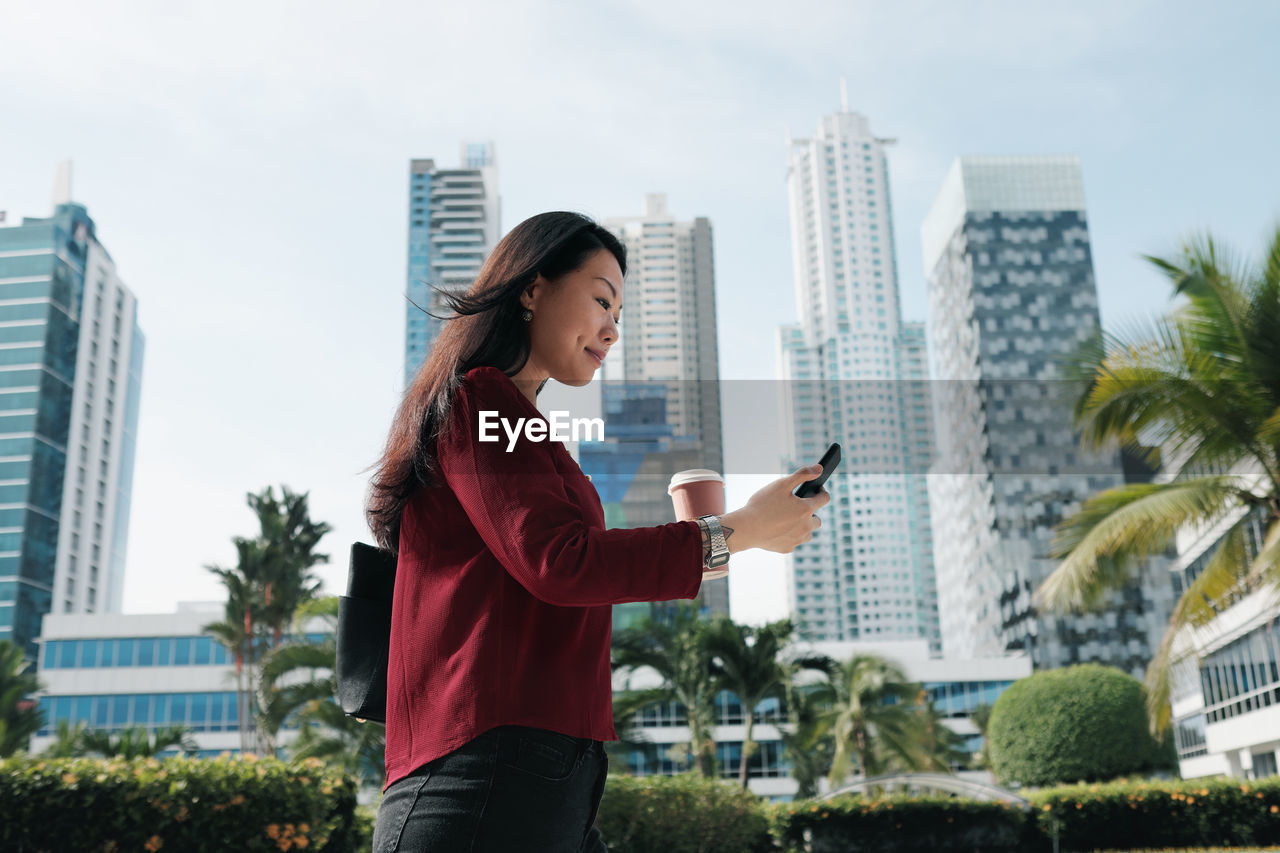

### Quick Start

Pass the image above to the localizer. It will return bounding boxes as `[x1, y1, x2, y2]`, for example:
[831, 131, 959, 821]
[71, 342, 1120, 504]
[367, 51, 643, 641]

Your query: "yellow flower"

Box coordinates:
[144, 835, 163, 852]
[230, 794, 246, 806]
[62, 774, 78, 785]
[299, 823, 309, 834]
[295, 839, 309, 849]
[1042, 805, 1051, 812]
[1271, 805, 1279, 814]
[266, 825, 281, 840]
[1075, 803, 1082, 809]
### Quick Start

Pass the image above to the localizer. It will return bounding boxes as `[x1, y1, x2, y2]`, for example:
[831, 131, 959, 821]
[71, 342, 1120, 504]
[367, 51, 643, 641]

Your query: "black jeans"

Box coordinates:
[372, 725, 610, 853]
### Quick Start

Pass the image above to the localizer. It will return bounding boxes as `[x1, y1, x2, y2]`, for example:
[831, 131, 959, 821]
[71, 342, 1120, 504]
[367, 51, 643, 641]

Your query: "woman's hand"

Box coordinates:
[720, 465, 831, 554]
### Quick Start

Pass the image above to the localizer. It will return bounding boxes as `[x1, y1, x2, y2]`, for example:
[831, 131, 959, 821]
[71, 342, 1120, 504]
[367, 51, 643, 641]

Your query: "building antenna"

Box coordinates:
[840, 77, 849, 113]
[52, 160, 72, 209]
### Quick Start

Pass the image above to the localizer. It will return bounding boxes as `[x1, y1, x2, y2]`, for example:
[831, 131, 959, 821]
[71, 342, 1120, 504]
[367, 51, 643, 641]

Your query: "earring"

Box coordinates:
[521, 308, 533, 322]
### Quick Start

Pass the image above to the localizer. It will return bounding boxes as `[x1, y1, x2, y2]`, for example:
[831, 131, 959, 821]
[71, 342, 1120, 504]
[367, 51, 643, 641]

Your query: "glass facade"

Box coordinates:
[1199, 620, 1280, 724]
[924, 158, 1172, 673]
[623, 740, 788, 779]
[35, 691, 240, 736]
[1174, 712, 1208, 760]
[923, 680, 1014, 717]
[41, 633, 326, 669]
[629, 681, 1011, 728]
[0, 203, 94, 657]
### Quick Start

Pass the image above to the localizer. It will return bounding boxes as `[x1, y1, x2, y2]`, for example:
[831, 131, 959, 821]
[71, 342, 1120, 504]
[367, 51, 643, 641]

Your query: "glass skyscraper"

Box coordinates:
[404, 143, 500, 385]
[922, 155, 1171, 674]
[0, 194, 144, 658]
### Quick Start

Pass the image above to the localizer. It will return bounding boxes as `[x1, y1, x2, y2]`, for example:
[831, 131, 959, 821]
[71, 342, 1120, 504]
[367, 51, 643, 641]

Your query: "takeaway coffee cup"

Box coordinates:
[668, 469, 728, 580]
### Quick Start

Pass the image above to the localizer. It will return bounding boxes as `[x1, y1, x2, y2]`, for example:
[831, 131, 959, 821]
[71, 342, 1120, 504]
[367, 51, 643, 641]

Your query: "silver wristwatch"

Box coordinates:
[697, 515, 730, 569]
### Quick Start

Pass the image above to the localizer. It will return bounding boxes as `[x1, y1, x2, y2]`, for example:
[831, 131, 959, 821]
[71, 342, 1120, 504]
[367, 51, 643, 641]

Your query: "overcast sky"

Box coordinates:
[2, 0, 1278, 625]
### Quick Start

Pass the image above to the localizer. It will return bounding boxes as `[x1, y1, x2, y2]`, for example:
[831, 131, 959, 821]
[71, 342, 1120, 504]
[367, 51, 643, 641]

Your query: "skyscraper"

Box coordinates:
[922, 155, 1171, 673]
[595, 194, 728, 617]
[779, 108, 940, 649]
[0, 168, 144, 657]
[404, 143, 500, 385]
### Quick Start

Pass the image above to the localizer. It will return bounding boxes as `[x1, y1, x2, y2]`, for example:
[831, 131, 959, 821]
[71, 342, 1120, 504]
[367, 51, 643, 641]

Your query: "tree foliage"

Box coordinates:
[1036, 228, 1280, 733]
[204, 485, 331, 754]
[0, 640, 41, 757]
[987, 664, 1175, 786]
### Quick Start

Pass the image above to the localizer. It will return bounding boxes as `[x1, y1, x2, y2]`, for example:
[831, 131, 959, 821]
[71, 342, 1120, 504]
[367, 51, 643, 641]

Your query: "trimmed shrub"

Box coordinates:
[595, 773, 773, 853]
[770, 794, 1033, 853]
[987, 663, 1174, 786]
[1030, 776, 1280, 852]
[0, 754, 358, 852]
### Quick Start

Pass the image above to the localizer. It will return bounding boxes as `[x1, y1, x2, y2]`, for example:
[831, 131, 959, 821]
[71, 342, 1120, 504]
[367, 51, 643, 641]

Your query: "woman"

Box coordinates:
[367, 211, 829, 852]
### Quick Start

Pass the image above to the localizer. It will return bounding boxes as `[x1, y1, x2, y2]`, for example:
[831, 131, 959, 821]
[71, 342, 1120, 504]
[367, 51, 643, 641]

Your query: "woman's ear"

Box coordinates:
[522, 273, 544, 311]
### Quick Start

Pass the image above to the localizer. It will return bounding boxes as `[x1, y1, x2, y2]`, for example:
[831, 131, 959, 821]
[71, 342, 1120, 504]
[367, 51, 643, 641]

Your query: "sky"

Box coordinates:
[1, 0, 1278, 626]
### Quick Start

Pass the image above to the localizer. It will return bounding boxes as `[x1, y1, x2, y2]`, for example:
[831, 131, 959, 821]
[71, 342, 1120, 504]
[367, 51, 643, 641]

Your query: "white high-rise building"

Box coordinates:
[778, 108, 940, 650]
[52, 232, 144, 617]
[602, 193, 723, 464]
[600, 194, 727, 616]
[404, 142, 500, 385]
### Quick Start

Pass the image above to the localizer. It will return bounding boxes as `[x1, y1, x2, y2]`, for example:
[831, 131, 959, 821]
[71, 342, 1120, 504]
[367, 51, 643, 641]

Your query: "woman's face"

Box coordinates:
[518, 248, 623, 392]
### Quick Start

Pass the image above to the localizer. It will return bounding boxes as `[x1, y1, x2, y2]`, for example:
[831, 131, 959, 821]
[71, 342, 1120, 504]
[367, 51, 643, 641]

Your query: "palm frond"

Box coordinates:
[1143, 521, 1253, 734]
[1038, 477, 1244, 612]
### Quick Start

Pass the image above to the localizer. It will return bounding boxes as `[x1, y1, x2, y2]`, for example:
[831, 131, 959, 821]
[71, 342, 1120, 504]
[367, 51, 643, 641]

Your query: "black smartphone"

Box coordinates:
[795, 442, 841, 498]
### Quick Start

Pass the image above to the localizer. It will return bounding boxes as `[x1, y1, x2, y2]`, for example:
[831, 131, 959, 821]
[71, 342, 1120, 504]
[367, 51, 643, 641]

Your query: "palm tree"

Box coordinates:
[969, 703, 994, 770]
[703, 616, 829, 788]
[43, 720, 88, 757]
[80, 725, 198, 758]
[248, 486, 331, 647]
[776, 683, 834, 799]
[257, 597, 385, 790]
[1035, 229, 1280, 733]
[912, 693, 970, 772]
[811, 654, 934, 787]
[205, 538, 268, 754]
[0, 640, 42, 757]
[606, 684, 672, 773]
[205, 485, 332, 753]
[611, 603, 720, 778]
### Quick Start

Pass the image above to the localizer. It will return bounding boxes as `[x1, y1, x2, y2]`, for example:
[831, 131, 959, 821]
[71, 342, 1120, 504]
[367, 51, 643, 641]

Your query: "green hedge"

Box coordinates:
[0, 754, 358, 852]
[988, 664, 1174, 787]
[1029, 777, 1280, 851]
[770, 794, 1033, 853]
[595, 773, 773, 853]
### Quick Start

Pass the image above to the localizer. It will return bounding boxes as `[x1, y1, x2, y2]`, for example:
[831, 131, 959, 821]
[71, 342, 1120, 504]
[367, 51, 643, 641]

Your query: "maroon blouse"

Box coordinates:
[383, 366, 705, 788]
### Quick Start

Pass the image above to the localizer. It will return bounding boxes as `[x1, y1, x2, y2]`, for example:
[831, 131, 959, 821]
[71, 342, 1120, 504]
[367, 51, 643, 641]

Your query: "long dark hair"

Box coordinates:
[366, 211, 626, 552]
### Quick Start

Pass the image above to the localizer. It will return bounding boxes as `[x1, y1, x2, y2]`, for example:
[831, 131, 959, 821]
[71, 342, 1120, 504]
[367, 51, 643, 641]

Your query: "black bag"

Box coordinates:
[335, 541, 397, 723]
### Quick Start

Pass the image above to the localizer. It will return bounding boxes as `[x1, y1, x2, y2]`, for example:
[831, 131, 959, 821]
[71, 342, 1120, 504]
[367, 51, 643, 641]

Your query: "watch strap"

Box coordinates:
[697, 515, 731, 569]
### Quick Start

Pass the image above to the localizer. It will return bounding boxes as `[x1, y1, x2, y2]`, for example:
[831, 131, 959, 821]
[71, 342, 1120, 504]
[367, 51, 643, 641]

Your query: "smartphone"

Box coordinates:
[795, 442, 841, 498]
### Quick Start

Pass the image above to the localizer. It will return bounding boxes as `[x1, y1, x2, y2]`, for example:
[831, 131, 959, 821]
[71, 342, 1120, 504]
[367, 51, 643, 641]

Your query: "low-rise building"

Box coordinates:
[615, 638, 1031, 800]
